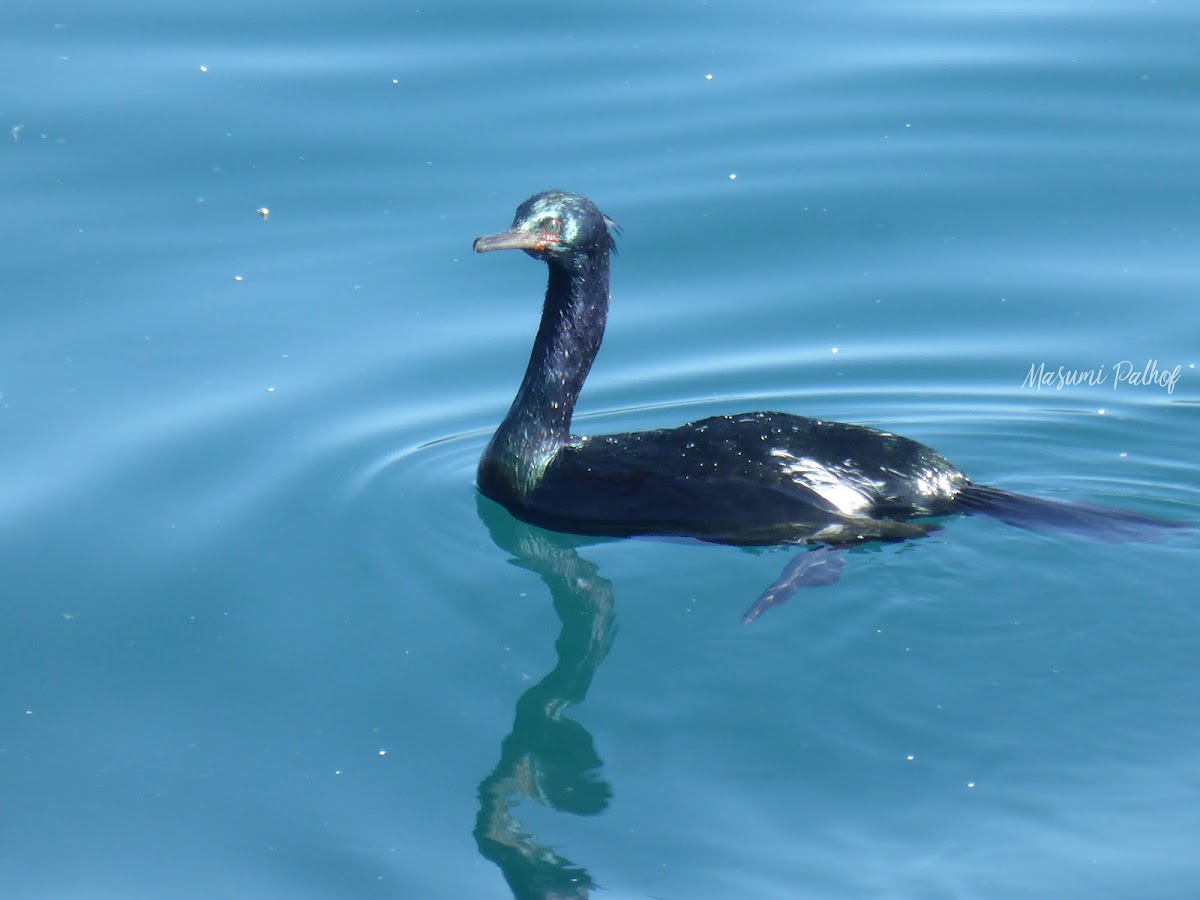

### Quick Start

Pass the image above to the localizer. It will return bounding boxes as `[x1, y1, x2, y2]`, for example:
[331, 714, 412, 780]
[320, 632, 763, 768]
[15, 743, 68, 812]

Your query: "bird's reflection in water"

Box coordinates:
[473, 496, 617, 900]
[470, 495, 864, 896]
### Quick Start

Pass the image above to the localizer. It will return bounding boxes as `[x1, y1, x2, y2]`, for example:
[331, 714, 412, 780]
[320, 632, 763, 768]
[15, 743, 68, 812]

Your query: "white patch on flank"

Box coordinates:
[770, 449, 881, 515]
[912, 467, 956, 501]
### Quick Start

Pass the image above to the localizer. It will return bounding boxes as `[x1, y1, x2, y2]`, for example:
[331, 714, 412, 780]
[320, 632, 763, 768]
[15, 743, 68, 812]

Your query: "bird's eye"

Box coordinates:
[543, 219, 562, 236]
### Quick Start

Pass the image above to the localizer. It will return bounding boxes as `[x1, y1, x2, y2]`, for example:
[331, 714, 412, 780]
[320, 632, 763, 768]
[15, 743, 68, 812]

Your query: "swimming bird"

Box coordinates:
[473, 191, 1183, 615]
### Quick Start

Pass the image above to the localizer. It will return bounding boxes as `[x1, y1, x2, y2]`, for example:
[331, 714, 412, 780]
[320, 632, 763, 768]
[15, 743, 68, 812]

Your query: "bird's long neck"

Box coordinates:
[480, 252, 610, 502]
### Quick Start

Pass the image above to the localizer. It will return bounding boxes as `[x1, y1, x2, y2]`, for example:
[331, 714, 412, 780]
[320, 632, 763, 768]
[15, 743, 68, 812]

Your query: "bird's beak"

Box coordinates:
[473, 229, 548, 253]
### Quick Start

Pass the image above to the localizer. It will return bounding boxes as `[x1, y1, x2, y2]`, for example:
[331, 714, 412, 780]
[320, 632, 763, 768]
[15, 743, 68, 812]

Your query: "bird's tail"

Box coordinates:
[956, 484, 1189, 542]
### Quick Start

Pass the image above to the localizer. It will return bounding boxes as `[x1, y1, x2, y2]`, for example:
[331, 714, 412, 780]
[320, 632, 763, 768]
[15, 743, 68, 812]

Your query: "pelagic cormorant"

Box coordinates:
[473, 191, 1182, 592]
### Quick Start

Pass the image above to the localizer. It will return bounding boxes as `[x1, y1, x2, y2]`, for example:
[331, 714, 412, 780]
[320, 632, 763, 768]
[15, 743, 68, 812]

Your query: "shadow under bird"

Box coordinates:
[472, 190, 1186, 621]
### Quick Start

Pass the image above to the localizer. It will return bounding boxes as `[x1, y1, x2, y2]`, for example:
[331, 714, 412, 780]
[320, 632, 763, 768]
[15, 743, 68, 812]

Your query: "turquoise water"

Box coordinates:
[3, 1, 1199, 897]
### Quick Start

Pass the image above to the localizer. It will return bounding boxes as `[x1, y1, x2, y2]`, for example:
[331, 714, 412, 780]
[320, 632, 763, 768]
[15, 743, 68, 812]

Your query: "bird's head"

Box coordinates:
[473, 190, 619, 263]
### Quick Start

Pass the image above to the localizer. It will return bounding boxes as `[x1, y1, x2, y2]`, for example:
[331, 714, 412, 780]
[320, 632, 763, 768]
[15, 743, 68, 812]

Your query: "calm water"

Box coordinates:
[3, 1, 1199, 897]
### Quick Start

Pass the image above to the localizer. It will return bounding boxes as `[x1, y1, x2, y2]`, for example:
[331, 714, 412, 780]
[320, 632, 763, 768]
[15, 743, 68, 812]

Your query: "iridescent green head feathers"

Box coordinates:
[473, 190, 620, 262]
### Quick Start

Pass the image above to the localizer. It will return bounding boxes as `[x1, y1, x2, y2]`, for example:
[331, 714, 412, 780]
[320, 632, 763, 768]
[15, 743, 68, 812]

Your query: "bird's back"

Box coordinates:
[491, 411, 968, 545]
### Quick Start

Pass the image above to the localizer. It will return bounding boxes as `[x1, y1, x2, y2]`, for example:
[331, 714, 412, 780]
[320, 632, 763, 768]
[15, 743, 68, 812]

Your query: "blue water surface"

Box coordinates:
[3, 0, 1199, 897]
